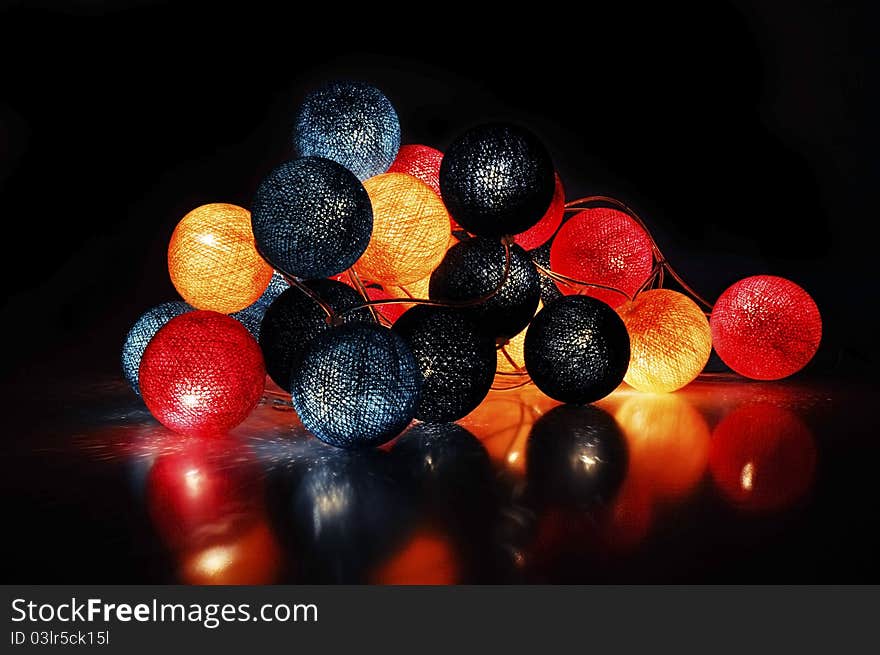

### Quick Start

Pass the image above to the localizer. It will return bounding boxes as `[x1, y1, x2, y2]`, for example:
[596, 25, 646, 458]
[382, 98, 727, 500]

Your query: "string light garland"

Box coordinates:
[251, 157, 373, 279]
[617, 289, 712, 393]
[292, 81, 400, 182]
[354, 173, 451, 286]
[710, 275, 821, 380]
[121, 302, 192, 395]
[139, 311, 266, 436]
[168, 203, 273, 313]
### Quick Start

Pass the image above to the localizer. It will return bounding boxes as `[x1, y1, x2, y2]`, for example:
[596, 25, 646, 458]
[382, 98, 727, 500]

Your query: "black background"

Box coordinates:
[0, 0, 876, 382]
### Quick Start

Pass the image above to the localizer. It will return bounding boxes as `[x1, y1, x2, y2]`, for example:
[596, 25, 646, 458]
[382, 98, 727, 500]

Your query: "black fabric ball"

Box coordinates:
[429, 237, 541, 340]
[529, 241, 563, 305]
[440, 123, 555, 237]
[251, 157, 373, 279]
[524, 296, 630, 404]
[231, 271, 289, 339]
[526, 404, 627, 508]
[258, 280, 372, 392]
[290, 323, 422, 449]
[392, 306, 496, 423]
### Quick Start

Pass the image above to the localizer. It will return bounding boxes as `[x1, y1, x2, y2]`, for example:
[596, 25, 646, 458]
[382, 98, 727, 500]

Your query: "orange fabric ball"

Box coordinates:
[617, 289, 712, 392]
[168, 203, 272, 313]
[354, 173, 451, 286]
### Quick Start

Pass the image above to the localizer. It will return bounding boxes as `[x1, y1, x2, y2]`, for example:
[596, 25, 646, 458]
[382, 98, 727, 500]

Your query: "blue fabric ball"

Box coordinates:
[290, 323, 422, 449]
[231, 271, 289, 339]
[251, 157, 373, 279]
[293, 81, 400, 182]
[121, 301, 192, 395]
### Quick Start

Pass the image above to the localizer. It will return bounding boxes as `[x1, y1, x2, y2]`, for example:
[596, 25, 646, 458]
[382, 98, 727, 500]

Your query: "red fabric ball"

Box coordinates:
[549, 207, 653, 308]
[710, 275, 821, 380]
[388, 144, 444, 195]
[513, 173, 565, 250]
[139, 311, 265, 436]
[366, 287, 407, 324]
[709, 403, 817, 512]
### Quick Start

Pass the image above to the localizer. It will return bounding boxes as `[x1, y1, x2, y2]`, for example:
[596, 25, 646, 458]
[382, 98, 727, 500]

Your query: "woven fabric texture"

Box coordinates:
[231, 271, 289, 339]
[387, 144, 444, 196]
[121, 301, 192, 395]
[439, 124, 555, 237]
[251, 157, 373, 279]
[529, 240, 563, 305]
[290, 323, 422, 449]
[354, 173, 451, 286]
[139, 311, 265, 436]
[617, 289, 712, 393]
[393, 306, 496, 423]
[292, 81, 400, 182]
[513, 173, 565, 250]
[259, 280, 373, 392]
[526, 404, 628, 509]
[710, 275, 821, 380]
[550, 207, 654, 308]
[524, 295, 630, 403]
[168, 203, 273, 313]
[429, 237, 541, 340]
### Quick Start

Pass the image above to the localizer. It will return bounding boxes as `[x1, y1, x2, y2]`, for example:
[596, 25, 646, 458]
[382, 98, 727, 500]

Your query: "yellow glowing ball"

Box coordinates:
[354, 173, 451, 286]
[617, 289, 712, 393]
[168, 203, 273, 313]
[387, 273, 431, 300]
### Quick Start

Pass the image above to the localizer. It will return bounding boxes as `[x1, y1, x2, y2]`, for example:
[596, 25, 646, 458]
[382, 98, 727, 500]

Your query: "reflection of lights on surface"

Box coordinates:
[578, 452, 599, 470]
[192, 545, 235, 577]
[313, 488, 351, 535]
[370, 529, 459, 585]
[508, 452, 519, 463]
[184, 468, 204, 497]
[741, 462, 754, 492]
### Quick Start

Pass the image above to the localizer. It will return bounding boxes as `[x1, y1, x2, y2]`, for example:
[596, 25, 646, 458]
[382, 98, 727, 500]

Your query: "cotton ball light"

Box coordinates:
[524, 296, 630, 404]
[549, 207, 654, 308]
[230, 271, 289, 339]
[168, 203, 272, 313]
[616, 289, 712, 393]
[139, 311, 266, 436]
[440, 123, 555, 238]
[513, 173, 565, 250]
[251, 157, 373, 279]
[290, 323, 422, 449]
[258, 280, 374, 392]
[710, 275, 821, 380]
[393, 306, 496, 423]
[121, 301, 192, 395]
[388, 144, 444, 195]
[529, 240, 563, 305]
[293, 81, 400, 182]
[354, 173, 451, 286]
[429, 237, 541, 340]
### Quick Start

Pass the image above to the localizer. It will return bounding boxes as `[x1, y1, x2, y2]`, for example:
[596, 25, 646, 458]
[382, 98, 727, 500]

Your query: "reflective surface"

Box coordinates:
[2, 373, 876, 583]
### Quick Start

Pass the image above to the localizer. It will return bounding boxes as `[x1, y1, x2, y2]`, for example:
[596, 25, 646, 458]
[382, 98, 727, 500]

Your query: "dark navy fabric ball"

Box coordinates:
[121, 301, 192, 395]
[251, 157, 373, 279]
[524, 296, 630, 404]
[440, 123, 555, 238]
[293, 81, 400, 182]
[290, 323, 422, 449]
[231, 271, 289, 339]
[393, 306, 496, 423]
[259, 280, 373, 392]
[429, 237, 541, 340]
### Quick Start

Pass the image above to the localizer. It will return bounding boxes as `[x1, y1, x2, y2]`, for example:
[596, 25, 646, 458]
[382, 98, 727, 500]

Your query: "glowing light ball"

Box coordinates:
[180, 520, 281, 585]
[290, 323, 422, 449]
[529, 240, 563, 305]
[710, 275, 821, 380]
[617, 289, 712, 393]
[709, 403, 817, 512]
[526, 404, 628, 508]
[429, 237, 541, 339]
[440, 123, 555, 237]
[393, 306, 496, 422]
[371, 528, 460, 585]
[549, 207, 654, 308]
[387, 273, 431, 300]
[354, 173, 451, 286]
[258, 280, 373, 392]
[292, 81, 400, 182]
[139, 311, 265, 436]
[364, 286, 407, 324]
[251, 157, 373, 279]
[388, 144, 443, 195]
[168, 203, 273, 313]
[122, 301, 192, 395]
[513, 173, 565, 250]
[230, 271, 289, 339]
[524, 296, 630, 404]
